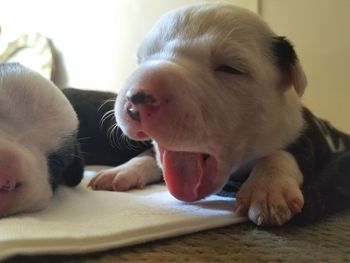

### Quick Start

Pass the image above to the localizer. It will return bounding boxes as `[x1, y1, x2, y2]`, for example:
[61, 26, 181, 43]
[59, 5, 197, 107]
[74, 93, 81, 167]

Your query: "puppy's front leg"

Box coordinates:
[234, 150, 304, 226]
[88, 149, 162, 191]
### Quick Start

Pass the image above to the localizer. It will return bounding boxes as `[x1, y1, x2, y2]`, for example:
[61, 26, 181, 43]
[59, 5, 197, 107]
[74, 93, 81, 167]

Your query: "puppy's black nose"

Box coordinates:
[126, 90, 157, 105]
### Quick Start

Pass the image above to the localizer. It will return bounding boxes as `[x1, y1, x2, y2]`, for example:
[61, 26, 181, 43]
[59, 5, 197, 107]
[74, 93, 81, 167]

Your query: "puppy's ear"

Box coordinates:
[272, 36, 307, 97]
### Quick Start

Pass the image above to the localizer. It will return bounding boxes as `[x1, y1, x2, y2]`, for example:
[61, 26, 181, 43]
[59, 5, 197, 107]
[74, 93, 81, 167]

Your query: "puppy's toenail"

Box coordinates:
[257, 215, 264, 225]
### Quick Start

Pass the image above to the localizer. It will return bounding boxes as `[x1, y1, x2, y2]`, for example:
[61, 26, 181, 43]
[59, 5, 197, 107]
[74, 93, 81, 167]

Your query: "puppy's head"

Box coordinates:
[0, 63, 81, 217]
[115, 3, 307, 202]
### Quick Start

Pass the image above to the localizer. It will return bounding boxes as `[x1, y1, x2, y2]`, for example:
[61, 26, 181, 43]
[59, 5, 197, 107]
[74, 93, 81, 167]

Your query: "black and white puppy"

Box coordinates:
[89, 3, 350, 226]
[0, 63, 148, 218]
[0, 63, 83, 217]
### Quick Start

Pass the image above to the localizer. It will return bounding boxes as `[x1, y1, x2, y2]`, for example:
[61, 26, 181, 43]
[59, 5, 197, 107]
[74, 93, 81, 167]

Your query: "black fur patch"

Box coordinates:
[62, 88, 152, 166]
[48, 134, 84, 190]
[271, 36, 297, 70]
[224, 106, 350, 225]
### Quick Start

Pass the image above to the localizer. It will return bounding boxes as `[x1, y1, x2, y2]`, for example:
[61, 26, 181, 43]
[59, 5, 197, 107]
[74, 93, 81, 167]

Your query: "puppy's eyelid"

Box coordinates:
[215, 65, 243, 75]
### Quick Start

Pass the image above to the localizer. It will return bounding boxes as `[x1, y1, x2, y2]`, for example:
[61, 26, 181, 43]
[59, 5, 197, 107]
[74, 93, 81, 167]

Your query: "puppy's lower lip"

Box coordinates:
[136, 131, 149, 139]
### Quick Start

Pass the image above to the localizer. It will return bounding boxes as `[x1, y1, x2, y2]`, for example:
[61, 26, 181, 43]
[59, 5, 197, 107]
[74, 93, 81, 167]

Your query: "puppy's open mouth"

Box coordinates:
[157, 145, 218, 202]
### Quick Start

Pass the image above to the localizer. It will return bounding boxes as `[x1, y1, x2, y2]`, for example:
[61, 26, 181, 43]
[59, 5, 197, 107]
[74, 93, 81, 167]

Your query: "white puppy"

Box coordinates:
[90, 3, 350, 226]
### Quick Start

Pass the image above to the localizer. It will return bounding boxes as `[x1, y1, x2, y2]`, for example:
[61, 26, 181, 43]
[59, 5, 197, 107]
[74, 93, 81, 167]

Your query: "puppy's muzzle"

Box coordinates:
[126, 90, 158, 122]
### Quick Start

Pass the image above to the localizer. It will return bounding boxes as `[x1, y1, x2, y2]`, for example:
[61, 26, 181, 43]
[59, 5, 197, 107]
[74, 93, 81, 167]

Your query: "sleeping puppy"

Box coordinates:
[0, 63, 84, 218]
[0, 63, 149, 218]
[89, 3, 350, 226]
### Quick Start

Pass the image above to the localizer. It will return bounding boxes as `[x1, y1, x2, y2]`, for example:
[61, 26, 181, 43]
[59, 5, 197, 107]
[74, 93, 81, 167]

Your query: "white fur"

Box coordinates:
[0, 63, 78, 217]
[92, 3, 307, 226]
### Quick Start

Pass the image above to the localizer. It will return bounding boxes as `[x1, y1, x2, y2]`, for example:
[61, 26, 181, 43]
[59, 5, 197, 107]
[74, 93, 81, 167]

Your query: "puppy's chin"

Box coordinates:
[0, 139, 52, 218]
[0, 187, 52, 218]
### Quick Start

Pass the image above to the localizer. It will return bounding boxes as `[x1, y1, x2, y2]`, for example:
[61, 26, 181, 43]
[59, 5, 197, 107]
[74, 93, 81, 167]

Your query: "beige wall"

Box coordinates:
[1, 0, 348, 132]
[260, 0, 350, 132]
[0, 0, 257, 92]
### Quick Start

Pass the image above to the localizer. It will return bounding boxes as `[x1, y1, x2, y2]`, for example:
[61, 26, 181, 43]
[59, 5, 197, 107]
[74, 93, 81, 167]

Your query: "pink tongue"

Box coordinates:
[162, 150, 216, 202]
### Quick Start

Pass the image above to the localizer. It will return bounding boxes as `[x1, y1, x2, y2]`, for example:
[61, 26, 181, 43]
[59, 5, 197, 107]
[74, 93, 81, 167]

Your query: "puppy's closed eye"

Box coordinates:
[215, 65, 242, 75]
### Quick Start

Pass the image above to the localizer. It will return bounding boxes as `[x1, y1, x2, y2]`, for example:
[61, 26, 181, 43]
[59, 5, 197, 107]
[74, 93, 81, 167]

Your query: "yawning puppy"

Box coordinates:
[89, 3, 350, 226]
[0, 63, 83, 218]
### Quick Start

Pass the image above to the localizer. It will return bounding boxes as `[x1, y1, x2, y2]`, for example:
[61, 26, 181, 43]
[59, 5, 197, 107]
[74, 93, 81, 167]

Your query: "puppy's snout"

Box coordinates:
[126, 90, 159, 122]
[122, 61, 179, 124]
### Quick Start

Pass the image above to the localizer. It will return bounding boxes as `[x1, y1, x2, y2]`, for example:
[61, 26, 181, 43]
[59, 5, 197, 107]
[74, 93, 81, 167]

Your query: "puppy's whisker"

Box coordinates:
[105, 123, 141, 151]
[107, 123, 120, 149]
[97, 98, 115, 113]
[108, 124, 117, 148]
[112, 125, 123, 149]
[99, 109, 115, 129]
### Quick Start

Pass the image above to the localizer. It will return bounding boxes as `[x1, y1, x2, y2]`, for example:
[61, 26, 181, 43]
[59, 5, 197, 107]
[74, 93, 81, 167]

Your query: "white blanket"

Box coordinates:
[0, 166, 246, 260]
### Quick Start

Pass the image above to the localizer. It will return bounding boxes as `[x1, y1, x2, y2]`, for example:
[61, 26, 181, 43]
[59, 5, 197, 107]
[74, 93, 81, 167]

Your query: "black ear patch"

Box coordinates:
[271, 36, 297, 71]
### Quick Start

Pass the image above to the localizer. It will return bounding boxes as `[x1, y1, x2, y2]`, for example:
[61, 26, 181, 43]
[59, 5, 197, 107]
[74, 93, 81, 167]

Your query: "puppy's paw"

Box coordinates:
[88, 166, 145, 191]
[88, 155, 162, 192]
[234, 177, 303, 226]
[233, 150, 304, 226]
